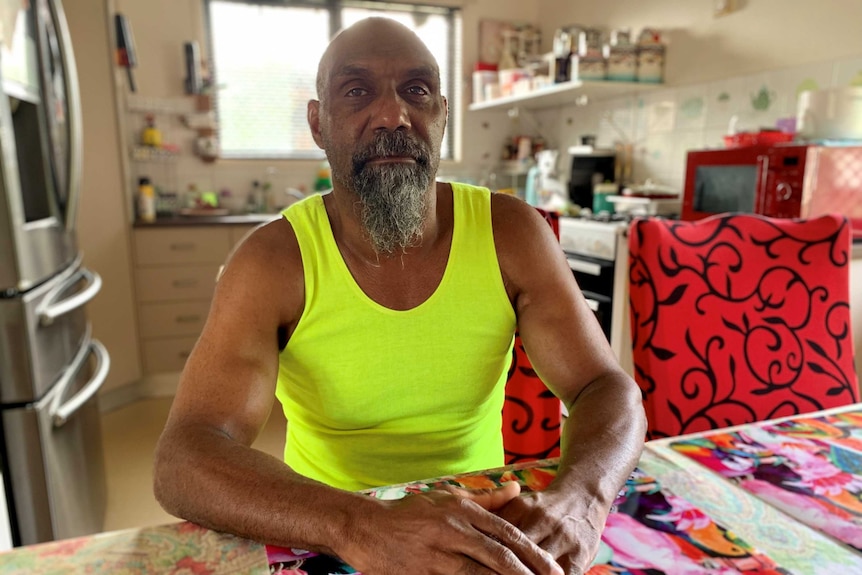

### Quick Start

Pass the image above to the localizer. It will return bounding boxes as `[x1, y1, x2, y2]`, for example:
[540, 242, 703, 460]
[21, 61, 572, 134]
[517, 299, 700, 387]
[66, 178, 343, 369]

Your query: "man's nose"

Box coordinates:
[372, 89, 411, 131]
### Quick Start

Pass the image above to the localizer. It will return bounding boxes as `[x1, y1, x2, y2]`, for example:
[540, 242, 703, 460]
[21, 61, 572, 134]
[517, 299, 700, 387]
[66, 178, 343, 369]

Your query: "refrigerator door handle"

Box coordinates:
[49, 0, 84, 231]
[37, 266, 102, 326]
[50, 338, 110, 427]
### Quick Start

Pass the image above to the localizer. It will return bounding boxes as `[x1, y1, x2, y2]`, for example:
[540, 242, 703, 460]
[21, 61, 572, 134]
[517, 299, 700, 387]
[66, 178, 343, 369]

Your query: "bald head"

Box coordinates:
[315, 17, 441, 102]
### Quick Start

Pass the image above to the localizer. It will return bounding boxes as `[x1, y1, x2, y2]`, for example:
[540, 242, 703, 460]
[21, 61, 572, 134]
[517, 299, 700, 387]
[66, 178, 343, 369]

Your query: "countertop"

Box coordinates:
[133, 213, 284, 228]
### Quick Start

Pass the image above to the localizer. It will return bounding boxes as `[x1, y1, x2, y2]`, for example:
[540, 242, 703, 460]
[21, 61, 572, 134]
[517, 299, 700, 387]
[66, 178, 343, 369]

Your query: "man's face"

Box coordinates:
[310, 20, 448, 255]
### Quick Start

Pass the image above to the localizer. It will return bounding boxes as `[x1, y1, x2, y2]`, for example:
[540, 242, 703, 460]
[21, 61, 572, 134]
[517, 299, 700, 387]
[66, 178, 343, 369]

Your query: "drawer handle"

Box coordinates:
[169, 242, 197, 251]
[175, 314, 201, 323]
[172, 279, 199, 288]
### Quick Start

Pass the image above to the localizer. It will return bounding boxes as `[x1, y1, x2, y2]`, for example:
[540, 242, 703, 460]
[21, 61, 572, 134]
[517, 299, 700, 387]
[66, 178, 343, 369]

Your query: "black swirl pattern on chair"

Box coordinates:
[502, 334, 562, 463]
[628, 213, 859, 440]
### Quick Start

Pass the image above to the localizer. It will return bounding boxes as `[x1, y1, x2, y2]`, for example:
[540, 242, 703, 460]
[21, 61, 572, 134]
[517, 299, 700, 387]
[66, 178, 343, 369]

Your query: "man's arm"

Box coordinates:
[152, 217, 564, 575]
[492, 195, 647, 574]
[152, 219, 362, 555]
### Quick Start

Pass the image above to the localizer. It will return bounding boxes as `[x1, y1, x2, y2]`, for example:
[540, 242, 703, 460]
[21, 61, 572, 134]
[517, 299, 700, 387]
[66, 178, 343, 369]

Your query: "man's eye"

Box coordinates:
[346, 87, 367, 97]
[406, 85, 429, 96]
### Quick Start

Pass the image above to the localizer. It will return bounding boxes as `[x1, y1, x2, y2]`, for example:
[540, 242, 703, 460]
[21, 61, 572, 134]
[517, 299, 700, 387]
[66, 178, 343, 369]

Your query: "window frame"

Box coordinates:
[203, 0, 459, 160]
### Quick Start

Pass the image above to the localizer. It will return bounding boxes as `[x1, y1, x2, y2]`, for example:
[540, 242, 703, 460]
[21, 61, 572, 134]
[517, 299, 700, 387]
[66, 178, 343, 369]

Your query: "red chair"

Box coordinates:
[628, 213, 859, 440]
[502, 208, 562, 463]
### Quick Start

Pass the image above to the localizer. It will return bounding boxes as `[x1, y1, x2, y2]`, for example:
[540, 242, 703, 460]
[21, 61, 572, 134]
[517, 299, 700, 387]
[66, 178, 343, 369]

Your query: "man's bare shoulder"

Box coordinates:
[489, 193, 569, 302]
[217, 216, 304, 325]
[489, 193, 558, 256]
[227, 216, 302, 272]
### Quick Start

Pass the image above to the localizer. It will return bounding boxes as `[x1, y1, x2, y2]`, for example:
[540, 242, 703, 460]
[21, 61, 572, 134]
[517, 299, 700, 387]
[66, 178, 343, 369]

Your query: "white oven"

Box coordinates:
[559, 216, 634, 376]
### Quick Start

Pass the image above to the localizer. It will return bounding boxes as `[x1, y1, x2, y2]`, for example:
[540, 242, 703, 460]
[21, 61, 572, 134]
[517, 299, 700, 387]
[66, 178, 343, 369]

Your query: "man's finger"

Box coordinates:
[444, 481, 521, 511]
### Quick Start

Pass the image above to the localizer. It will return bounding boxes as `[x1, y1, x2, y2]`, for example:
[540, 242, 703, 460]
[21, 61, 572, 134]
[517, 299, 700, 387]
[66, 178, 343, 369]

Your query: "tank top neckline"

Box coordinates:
[315, 189, 459, 315]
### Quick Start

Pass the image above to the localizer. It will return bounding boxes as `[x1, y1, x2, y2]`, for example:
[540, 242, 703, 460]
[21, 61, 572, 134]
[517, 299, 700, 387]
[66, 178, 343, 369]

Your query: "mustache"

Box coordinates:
[352, 131, 430, 173]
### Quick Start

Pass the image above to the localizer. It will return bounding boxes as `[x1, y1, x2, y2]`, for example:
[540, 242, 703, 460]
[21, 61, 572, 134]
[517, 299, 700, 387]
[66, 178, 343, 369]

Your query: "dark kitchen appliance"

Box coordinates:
[567, 145, 617, 210]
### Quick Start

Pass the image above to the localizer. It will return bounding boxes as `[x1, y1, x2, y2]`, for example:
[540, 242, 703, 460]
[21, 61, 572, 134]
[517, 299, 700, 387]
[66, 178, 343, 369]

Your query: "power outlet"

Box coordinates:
[714, 0, 736, 17]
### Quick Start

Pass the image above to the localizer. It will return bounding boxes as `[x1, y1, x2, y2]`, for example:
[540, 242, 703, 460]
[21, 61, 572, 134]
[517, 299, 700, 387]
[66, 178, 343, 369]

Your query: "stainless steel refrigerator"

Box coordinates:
[0, 0, 109, 546]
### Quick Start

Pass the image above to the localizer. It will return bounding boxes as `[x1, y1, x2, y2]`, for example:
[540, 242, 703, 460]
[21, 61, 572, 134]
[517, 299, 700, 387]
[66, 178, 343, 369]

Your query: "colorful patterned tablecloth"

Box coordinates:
[267, 458, 789, 574]
[5, 407, 862, 574]
[646, 404, 862, 574]
[0, 521, 268, 575]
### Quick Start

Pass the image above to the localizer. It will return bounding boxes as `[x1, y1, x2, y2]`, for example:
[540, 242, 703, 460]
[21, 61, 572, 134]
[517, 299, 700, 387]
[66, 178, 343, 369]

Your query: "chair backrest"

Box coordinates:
[501, 207, 562, 463]
[502, 336, 562, 463]
[628, 213, 859, 439]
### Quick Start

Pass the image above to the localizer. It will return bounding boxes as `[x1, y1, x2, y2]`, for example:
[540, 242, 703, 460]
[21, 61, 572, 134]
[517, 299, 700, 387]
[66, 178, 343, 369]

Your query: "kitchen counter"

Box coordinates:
[133, 213, 284, 228]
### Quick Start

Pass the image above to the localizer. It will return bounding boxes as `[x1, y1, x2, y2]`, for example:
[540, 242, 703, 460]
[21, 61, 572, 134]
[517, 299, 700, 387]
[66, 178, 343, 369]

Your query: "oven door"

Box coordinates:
[566, 253, 615, 340]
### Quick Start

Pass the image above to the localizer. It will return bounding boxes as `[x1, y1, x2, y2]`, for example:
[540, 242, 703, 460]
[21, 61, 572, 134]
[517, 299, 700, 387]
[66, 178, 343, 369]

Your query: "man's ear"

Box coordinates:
[442, 95, 449, 132]
[308, 100, 325, 149]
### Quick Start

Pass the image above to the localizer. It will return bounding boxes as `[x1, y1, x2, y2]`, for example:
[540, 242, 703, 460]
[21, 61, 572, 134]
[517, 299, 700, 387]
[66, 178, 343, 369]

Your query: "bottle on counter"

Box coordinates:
[137, 177, 156, 222]
[314, 162, 332, 192]
[246, 180, 264, 213]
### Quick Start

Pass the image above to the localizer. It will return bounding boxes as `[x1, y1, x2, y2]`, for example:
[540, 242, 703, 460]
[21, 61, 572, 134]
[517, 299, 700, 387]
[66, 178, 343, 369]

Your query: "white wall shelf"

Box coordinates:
[468, 80, 663, 113]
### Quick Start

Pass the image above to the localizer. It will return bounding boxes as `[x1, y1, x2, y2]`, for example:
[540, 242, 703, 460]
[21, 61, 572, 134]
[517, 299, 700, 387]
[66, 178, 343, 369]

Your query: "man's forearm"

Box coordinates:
[153, 425, 379, 555]
[551, 372, 646, 510]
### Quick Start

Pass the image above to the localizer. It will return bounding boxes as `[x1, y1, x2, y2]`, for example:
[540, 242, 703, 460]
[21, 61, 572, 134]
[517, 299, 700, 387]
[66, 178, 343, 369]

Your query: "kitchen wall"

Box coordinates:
[66, 0, 141, 393]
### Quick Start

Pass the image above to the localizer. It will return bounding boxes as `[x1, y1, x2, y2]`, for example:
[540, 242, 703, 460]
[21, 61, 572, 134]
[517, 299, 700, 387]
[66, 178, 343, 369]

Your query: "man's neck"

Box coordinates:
[324, 183, 444, 266]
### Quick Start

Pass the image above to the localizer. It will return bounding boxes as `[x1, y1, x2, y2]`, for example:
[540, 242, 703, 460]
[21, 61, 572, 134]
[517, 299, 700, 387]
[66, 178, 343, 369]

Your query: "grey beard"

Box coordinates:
[352, 160, 432, 255]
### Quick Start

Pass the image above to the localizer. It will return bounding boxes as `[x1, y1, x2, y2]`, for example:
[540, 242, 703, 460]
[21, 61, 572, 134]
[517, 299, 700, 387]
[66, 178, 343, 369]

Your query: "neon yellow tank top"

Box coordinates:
[277, 183, 515, 491]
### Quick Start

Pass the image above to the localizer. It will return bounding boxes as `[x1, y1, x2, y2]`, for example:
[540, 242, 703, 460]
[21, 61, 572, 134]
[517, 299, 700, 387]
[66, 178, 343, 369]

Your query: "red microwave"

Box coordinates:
[682, 144, 862, 238]
[682, 144, 810, 221]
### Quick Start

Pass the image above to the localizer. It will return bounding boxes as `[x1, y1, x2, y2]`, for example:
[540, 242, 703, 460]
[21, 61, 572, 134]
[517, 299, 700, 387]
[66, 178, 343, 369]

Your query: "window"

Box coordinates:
[206, 0, 460, 160]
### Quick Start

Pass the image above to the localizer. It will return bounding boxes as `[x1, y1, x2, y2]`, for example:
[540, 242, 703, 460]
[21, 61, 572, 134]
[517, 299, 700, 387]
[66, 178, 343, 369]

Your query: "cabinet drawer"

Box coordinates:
[138, 301, 211, 338]
[142, 337, 198, 374]
[136, 265, 221, 302]
[135, 228, 231, 266]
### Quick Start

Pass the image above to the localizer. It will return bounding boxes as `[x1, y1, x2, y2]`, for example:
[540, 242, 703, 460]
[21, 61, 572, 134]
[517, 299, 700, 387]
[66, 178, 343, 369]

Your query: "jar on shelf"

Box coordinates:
[636, 28, 665, 84]
[607, 29, 637, 82]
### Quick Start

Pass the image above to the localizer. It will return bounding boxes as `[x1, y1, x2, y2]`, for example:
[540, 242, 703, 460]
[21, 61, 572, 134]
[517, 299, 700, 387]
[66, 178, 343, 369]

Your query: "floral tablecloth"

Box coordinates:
[5, 406, 862, 574]
[0, 521, 268, 575]
[267, 458, 789, 574]
[646, 404, 862, 574]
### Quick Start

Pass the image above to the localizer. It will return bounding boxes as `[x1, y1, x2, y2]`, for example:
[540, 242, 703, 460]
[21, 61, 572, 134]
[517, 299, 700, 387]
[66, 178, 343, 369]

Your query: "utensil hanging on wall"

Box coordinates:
[184, 41, 202, 95]
[114, 13, 137, 92]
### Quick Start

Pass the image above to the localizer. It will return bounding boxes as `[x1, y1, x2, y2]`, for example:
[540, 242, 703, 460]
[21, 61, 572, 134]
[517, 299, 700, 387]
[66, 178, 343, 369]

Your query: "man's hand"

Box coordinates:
[340, 482, 564, 575]
[494, 489, 607, 575]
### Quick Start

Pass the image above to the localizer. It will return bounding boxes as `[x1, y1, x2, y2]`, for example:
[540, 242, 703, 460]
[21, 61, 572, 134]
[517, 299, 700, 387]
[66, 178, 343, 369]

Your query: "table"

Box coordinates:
[2, 406, 862, 574]
[645, 403, 862, 574]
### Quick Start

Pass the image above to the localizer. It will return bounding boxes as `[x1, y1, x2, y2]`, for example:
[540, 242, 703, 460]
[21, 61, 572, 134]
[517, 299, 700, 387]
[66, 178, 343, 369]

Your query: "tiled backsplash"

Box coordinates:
[123, 95, 327, 214]
[544, 53, 862, 193]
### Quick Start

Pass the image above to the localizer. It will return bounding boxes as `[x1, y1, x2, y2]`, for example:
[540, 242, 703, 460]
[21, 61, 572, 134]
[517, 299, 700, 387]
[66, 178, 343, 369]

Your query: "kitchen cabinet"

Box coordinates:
[468, 79, 661, 113]
[132, 224, 258, 375]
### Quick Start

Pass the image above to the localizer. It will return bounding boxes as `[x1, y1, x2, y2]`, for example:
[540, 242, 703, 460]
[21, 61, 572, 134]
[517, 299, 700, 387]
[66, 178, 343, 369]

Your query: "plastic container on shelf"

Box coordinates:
[472, 62, 498, 104]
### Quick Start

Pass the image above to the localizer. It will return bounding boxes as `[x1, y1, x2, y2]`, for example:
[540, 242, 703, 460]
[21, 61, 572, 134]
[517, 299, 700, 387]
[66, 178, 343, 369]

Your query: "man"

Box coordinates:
[154, 17, 645, 575]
